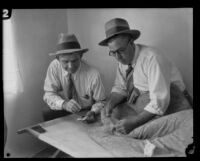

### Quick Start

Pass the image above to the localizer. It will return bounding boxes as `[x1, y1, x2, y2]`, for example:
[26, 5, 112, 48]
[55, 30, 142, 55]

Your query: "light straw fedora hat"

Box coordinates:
[49, 33, 88, 56]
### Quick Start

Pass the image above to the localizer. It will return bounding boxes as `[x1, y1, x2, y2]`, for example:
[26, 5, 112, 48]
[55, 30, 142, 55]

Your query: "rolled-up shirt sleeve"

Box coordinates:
[144, 54, 171, 115]
[111, 64, 127, 96]
[90, 71, 107, 114]
[43, 62, 65, 110]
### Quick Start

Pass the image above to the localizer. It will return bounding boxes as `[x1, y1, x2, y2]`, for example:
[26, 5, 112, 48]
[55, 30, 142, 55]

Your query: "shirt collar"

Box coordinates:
[130, 43, 139, 68]
[73, 61, 82, 80]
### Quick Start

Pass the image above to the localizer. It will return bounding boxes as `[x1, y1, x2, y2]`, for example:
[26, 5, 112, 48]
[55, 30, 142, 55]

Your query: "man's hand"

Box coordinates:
[114, 110, 156, 134]
[105, 101, 114, 117]
[62, 99, 81, 113]
[114, 118, 134, 134]
[83, 111, 96, 124]
[104, 92, 126, 117]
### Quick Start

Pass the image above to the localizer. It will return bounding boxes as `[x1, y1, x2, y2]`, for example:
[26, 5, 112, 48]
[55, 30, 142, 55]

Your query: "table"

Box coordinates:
[17, 112, 113, 158]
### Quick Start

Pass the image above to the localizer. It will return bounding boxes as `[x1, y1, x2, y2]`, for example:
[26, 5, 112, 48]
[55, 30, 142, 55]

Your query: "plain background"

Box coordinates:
[4, 8, 193, 157]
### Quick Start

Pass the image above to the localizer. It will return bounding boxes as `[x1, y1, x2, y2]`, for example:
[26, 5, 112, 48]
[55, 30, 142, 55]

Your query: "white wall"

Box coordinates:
[67, 8, 193, 97]
[4, 9, 68, 157]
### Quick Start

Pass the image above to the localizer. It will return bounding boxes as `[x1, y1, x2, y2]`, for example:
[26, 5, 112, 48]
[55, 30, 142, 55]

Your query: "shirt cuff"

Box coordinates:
[91, 102, 105, 114]
[56, 99, 65, 110]
[144, 101, 164, 115]
[111, 87, 127, 97]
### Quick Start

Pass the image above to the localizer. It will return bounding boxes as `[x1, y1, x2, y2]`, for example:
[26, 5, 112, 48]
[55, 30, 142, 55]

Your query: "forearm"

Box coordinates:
[43, 92, 66, 110]
[130, 110, 156, 130]
[108, 92, 127, 109]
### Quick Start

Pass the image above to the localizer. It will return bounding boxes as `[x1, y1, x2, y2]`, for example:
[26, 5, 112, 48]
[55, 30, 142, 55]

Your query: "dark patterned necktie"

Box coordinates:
[67, 73, 73, 100]
[126, 64, 134, 100]
[67, 73, 78, 101]
[126, 64, 133, 78]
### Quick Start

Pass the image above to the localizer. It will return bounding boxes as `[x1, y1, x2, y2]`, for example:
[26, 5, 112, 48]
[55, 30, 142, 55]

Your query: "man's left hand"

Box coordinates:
[114, 118, 134, 134]
[83, 111, 96, 124]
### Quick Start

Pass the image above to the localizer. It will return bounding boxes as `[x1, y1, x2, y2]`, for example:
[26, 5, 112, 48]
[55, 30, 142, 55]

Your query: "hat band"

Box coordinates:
[57, 41, 81, 51]
[106, 26, 130, 37]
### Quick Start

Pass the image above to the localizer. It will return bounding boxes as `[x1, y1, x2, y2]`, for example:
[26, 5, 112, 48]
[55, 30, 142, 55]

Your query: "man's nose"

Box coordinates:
[67, 62, 73, 69]
[116, 53, 122, 60]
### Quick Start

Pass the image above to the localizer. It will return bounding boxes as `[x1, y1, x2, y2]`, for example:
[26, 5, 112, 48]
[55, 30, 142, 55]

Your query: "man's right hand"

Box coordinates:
[104, 92, 126, 117]
[62, 99, 81, 113]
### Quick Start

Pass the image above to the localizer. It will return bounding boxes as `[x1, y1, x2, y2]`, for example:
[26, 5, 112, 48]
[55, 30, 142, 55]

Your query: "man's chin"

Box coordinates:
[67, 69, 77, 74]
[119, 60, 128, 65]
[67, 70, 72, 73]
[64, 69, 72, 73]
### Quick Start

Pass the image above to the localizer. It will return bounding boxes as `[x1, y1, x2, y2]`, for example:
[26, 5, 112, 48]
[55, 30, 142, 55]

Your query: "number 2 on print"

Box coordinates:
[3, 9, 10, 19]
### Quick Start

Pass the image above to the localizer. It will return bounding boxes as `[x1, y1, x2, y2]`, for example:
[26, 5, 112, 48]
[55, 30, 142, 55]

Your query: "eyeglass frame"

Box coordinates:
[109, 38, 132, 57]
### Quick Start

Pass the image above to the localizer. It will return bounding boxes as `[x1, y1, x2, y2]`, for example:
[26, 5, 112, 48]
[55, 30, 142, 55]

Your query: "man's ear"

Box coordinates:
[79, 52, 84, 59]
[130, 38, 134, 45]
[56, 55, 59, 60]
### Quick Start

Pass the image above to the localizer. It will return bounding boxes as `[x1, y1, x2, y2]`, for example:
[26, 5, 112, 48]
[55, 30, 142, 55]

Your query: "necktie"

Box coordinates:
[67, 73, 73, 100]
[67, 73, 78, 101]
[126, 64, 134, 101]
[126, 64, 133, 78]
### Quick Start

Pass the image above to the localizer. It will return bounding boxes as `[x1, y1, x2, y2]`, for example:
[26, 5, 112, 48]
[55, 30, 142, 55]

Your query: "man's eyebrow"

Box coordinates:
[72, 59, 78, 62]
[112, 46, 125, 52]
[118, 46, 126, 50]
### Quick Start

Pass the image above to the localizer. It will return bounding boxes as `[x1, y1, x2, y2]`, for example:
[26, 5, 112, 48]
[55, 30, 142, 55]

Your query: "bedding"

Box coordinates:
[88, 109, 193, 157]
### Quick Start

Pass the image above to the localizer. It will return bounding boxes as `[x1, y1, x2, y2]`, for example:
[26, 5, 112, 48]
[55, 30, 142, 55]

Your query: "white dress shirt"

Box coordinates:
[111, 44, 185, 115]
[43, 59, 106, 114]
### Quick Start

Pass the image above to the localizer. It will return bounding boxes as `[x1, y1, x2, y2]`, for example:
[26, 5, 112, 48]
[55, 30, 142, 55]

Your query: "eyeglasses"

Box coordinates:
[109, 39, 131, 57]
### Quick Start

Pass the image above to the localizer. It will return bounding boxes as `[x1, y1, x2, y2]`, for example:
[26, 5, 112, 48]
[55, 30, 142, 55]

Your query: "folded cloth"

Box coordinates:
[128, 109, 193, 157]
[129, 109, 193, 139]
[144, 140, 156, 157]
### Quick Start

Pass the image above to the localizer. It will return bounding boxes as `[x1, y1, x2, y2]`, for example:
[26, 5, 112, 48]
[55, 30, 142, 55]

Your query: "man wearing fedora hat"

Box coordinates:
[99, 18, 192, 135]
[43, 33, 106, 123]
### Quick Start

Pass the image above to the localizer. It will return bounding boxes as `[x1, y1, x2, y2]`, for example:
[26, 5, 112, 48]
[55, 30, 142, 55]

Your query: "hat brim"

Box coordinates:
[99, 29, 140, 46]
[49, 48, 89, 56]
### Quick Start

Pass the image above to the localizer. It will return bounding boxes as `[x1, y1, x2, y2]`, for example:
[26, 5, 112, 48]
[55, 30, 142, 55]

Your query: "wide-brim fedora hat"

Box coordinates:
[99, 18, 140, 46]
[49, 33, 89, 56]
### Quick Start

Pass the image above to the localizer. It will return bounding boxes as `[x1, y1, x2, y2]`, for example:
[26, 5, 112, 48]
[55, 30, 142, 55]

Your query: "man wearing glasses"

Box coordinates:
[99, 18, 192, 136]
